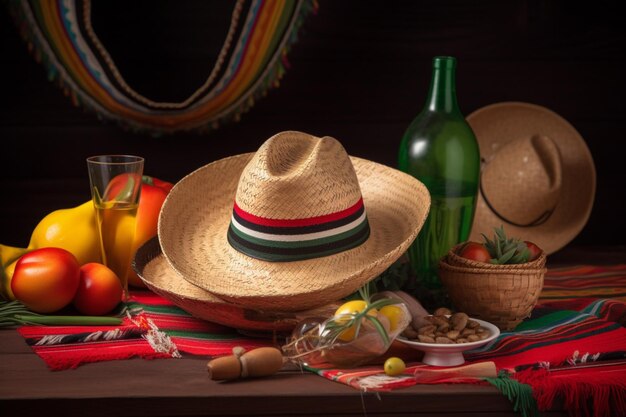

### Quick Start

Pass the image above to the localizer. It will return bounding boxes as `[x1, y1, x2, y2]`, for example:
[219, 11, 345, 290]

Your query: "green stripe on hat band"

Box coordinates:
[229, 214, 370, 249]
[227, 222, 371, 262]
[230, 210, 368, 242]
[227, 207, 371, 261]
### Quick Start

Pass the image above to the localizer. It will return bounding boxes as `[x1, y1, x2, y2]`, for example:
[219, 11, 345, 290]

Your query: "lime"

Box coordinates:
[384, 357, 406, 376]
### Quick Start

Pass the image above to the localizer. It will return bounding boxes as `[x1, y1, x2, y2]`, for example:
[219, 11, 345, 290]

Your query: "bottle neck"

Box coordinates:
[424, 57, 460, 114]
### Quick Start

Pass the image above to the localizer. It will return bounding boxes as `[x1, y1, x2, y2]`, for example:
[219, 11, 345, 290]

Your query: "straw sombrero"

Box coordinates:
[467, 102, 596, 254]
[158, 131, 431, 311]
[132, 237, 340, 332]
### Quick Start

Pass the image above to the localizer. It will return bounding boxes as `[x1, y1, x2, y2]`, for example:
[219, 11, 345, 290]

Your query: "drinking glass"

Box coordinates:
[87, 155, 144, 300]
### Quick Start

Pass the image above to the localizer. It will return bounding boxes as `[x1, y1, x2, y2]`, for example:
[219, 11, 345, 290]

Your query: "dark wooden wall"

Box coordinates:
[1, 0, 625, 251]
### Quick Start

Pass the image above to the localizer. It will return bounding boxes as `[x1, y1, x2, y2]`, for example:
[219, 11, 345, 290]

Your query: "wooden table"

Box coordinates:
[2, 246, 623, 417]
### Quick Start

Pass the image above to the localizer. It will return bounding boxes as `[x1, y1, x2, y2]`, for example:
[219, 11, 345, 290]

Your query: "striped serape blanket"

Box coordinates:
[16, 265, 626, 416]
[17, 291, 273, 371]
[312, 264, 626, 417]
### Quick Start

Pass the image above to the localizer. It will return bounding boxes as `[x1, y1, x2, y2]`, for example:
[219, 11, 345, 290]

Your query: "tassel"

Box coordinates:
[281, 49, 291, 69]
[312, 0, 320, 14]
[126, 312, 181, 359]
[514, 366, 626, 417]
[485, 370, 539, 417]
[356, 374, 416, 391]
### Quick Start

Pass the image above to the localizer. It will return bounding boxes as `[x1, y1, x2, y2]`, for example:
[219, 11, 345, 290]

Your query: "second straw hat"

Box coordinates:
[158, 131, 431, 311]
[467, 102, 596, 254]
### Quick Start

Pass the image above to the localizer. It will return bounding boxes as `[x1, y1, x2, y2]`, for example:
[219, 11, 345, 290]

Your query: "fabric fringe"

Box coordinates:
[126, 312, 181, 359]
[485, 370, 539, 417]
[514, 367, 626, 417]
[355, 374, 417, 391]
[38, 344, 172, 371]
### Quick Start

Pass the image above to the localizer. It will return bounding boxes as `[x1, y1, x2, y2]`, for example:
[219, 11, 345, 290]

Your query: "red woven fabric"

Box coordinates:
[18, 291, 273, 370]
[15, 265, 626, 416]
[312, 265, 626, 417]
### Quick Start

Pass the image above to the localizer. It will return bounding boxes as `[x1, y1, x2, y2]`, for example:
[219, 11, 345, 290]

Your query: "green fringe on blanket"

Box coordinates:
[485, 370, 539, 417]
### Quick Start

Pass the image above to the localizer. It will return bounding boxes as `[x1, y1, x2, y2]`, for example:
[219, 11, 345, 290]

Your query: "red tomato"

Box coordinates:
[525, 241, 542, 261]
[458, 242, 491, 263]
[11, 248, 80, 313]
[73, 263, 123, 315]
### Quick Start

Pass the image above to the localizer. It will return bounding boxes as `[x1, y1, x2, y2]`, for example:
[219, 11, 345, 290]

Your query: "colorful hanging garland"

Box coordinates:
[7, 0, 317, 135]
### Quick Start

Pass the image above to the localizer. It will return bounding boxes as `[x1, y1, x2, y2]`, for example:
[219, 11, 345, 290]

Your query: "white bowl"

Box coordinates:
[396, 317, 500, 366]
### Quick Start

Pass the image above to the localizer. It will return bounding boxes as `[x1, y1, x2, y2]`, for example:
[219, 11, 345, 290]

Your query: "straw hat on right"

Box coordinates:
[467, 102, 596, 254]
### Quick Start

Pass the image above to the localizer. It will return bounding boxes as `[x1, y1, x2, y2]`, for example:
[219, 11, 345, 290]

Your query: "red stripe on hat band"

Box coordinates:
[233, 198, 364, 228]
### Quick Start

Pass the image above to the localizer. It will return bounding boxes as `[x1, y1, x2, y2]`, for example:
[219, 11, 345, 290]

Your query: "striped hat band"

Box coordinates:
[227, 198, 370, 262]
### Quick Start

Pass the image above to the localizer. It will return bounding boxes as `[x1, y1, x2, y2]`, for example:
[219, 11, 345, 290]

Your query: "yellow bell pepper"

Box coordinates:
[0, 244, 26, 300]
[27, 201, 102, 265]
[0, 202, 102, 300]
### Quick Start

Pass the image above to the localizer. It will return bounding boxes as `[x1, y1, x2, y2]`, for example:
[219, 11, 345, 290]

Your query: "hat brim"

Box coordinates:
[467, 102, 596, 254]
[132, 237, 339, 332]
[158, 154, 430, 311]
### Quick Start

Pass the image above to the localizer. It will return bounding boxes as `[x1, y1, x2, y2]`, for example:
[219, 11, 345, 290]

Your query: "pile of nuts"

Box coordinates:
[402, 307, 491, 344]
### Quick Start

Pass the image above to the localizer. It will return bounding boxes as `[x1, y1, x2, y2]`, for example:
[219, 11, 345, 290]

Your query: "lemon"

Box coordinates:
[379, 305, 405, 332]
[334, 300, 377, 342]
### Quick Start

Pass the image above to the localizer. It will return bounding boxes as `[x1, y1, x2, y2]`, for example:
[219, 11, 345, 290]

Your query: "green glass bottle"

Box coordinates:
[398, 56, 480, 293]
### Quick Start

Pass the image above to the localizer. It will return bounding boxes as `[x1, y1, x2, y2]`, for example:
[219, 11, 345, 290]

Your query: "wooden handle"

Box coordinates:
[207, 347, 284, 381]
[413, 361, 497, 383]
[207, 355, 242, 381]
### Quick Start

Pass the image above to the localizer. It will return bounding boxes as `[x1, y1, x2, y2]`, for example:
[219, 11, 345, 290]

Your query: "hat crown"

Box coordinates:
[481, 135, 563, 227]
[228, 131, 371, 262]
[235, 131, 363, 219]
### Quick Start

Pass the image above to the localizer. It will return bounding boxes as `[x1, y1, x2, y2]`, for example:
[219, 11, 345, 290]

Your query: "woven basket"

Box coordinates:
[438, 253, 546, 331]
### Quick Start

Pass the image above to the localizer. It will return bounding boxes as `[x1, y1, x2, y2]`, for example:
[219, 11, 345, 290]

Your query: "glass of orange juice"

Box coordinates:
[87, 155, 144, 300]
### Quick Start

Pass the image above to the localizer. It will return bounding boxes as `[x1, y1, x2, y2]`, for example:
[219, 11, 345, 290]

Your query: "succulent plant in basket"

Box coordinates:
[457, 226, 543, 265]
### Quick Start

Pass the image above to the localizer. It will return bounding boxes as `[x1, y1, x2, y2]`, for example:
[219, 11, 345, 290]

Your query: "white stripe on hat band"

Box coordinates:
[230, 211, 368, 242]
